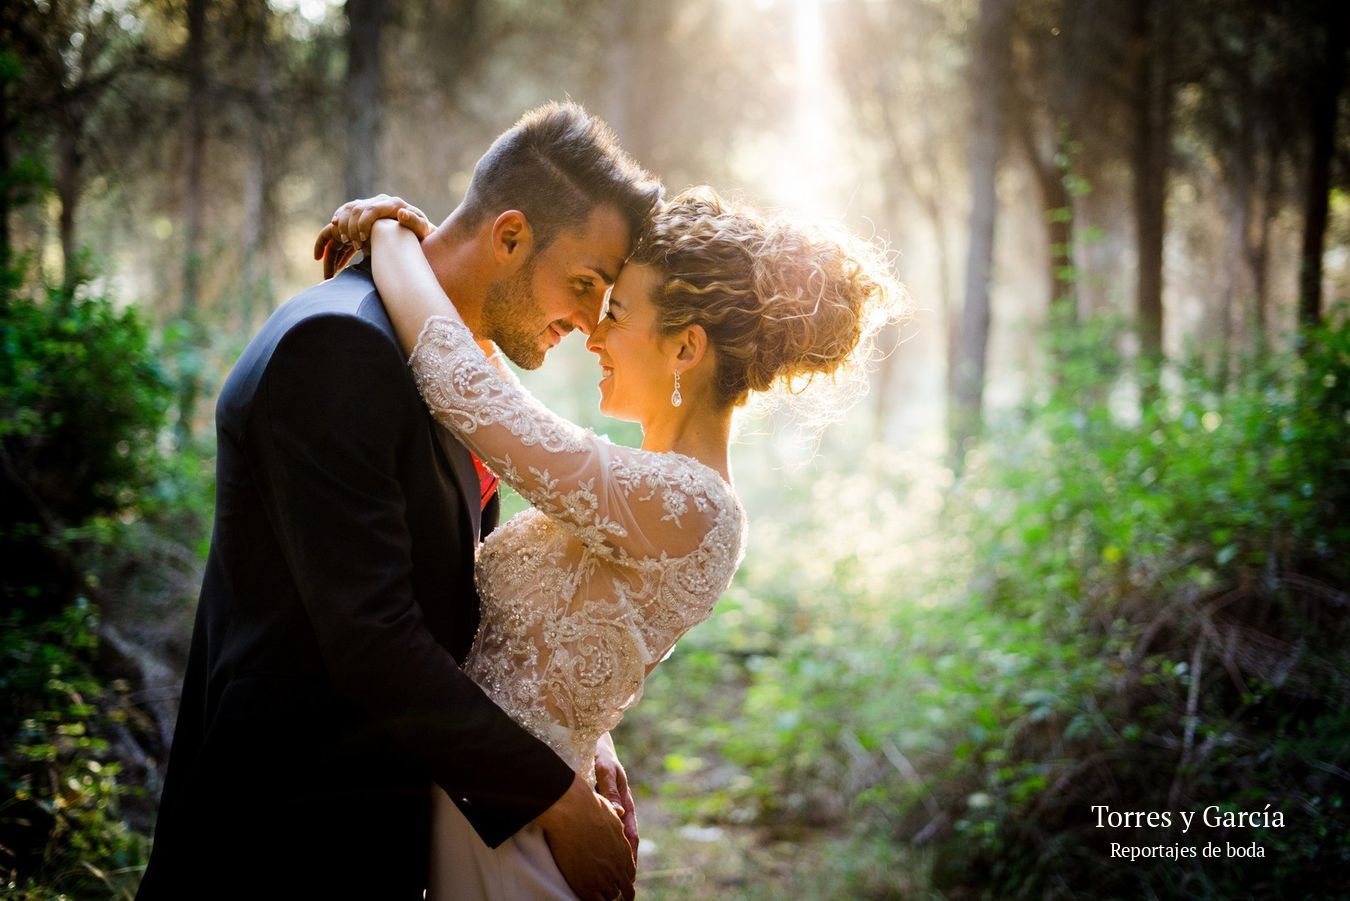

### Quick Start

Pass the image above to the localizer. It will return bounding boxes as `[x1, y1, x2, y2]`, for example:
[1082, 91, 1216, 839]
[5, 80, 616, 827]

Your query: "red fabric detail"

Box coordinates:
[471, 453, 499, 511]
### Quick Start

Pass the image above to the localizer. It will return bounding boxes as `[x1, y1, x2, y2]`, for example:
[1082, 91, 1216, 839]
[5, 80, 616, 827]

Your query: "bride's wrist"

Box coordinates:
[370, 218, 405, 248]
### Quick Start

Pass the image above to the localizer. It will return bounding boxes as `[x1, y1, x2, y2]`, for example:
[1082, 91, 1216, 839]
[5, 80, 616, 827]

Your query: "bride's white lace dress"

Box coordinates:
[408, 316, 746, 900]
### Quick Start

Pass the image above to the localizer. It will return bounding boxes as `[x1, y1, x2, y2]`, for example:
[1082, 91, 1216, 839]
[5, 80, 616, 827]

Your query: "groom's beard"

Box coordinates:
[482, 255, 547, 370]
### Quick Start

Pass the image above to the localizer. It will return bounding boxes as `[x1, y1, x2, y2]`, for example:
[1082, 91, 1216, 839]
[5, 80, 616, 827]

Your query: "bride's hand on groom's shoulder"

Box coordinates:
[312, 194, 434, 280]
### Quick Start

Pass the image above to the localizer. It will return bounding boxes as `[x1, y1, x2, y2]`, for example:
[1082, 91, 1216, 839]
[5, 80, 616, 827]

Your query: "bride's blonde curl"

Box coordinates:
[628, 187, 908, 416]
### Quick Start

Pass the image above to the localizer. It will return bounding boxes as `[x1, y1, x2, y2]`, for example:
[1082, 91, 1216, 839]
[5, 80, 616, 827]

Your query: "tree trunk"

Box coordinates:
[869, 175, 908, 443]
[603, 0, 634, 150]
[867, 71, 956, 441]
[1297, 2, 1347, 329]
[240, 0, 275, 331]
[181, 0, 207, 319]
[1246, 134, 1277, 359]
[56, 114, 81, 290]
[241, 96, 273, 329]
[1040, 160, 1075, 323]
[345, 0, 389, 199]
[0, 70, 10, 268]
[1130, 0, 1172, 407]
[949, 0, 1015, 468]
[1017, 109, 1076, 324]
[1219, 193, 1245, 389]
[602, 0, 669, 168]
[177, 0, 208, 442]
[1219, 78, 1255, 391]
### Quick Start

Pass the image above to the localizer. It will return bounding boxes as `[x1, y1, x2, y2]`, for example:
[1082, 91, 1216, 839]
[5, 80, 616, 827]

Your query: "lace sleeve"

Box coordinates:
[409, 315, 726, 560]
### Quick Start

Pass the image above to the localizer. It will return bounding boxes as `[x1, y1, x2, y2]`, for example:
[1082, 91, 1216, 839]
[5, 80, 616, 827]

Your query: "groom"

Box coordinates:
[138, 103, 661, 900]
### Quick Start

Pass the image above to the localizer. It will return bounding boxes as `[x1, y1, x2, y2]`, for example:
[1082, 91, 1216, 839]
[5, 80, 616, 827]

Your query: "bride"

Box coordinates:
[321, 187, 902, 899]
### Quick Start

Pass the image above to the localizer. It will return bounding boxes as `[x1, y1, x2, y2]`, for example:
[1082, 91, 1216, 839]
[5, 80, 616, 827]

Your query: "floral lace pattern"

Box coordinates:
[410, 316, 746, 781]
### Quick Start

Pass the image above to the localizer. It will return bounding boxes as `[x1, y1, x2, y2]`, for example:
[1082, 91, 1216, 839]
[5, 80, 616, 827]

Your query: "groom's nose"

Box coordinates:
[569, 297, 603, 335]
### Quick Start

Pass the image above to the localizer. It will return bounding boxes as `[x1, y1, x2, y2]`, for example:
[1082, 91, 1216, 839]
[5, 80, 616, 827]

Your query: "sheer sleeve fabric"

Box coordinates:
[409, 315, 724, 562]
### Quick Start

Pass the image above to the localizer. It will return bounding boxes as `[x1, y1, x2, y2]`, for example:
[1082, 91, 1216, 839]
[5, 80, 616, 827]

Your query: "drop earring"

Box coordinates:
[671, 370, 683, 407]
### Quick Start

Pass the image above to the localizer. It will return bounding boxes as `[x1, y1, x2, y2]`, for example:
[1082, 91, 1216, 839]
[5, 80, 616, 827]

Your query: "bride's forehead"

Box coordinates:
[613, 262, 661, 297]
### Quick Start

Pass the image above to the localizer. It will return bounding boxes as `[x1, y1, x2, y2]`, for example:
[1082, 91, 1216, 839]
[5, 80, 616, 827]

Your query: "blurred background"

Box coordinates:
[1, 0, 1347, 897]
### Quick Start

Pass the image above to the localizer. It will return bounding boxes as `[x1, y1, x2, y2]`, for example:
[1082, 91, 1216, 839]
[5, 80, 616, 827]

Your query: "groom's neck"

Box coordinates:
[421, 213, 489, 337]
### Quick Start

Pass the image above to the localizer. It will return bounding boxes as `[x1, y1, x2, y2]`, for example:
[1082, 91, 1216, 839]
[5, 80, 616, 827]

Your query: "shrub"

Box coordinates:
[620, 314, 1349, 899]
[933, 317, 1350, 898]
[0, 601, 149, 899]
[0, 264, 196, 896]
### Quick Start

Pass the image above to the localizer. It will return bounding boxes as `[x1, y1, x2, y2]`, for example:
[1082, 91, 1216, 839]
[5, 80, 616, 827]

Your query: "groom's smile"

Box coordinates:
[489, 203, 630, 370]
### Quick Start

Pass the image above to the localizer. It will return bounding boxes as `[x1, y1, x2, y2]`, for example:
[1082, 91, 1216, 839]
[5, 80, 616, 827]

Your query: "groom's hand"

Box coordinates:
[535, 773, 637, 901]
[594, 732, 639, 861]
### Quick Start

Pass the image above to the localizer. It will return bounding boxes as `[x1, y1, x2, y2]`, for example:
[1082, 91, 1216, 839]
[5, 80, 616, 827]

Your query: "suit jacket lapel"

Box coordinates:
[431, 423, 482, 540]
[349, 273, 483, 542]
[481, 491, 500, 540]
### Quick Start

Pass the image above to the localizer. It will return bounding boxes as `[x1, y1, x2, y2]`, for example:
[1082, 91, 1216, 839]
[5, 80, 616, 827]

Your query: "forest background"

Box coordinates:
[2, 0, 1348, 898]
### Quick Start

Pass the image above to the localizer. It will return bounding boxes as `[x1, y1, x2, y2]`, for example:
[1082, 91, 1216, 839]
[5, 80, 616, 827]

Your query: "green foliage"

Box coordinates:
[961, 315, 1349, 633]
[0, 601, 148, 899]
[927, 317, 1350, 897]
[0, 272, 171, 526]
[0, 260, 208, 897]
[621, 315, 1350, 899]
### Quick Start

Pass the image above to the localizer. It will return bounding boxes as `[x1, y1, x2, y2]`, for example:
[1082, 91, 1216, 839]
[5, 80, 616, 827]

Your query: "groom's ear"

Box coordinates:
[491, 210, 533, 265]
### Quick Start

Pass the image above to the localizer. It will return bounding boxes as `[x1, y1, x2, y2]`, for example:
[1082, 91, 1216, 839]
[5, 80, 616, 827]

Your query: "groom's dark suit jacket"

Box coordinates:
[137, 262, 574, 900]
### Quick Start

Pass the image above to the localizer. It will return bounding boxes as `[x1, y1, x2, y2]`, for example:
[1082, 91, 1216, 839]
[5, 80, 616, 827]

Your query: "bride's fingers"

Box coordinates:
[353, 206, 378, 245]
[333, 201, 362, 246]
[323, 225, 349, 279]
[356, 196, 421, 243]
[318, 195, 433, 277]
[356, 206, 383, 245]
[330, 203, 354, 245]
[330, 194, 422, 245]
[592, 789, 625, 818]
[600, 789, 624, 815]
[313, 221, 336, 261]
[593, 766, 618, 804]
[318, 232, 347, 280]
[322, 237, 354, 279]
[616, 780, 638, 858]
[321, 243, 332, 280]
[337, 207, 358, 248]
[396, 206, 434, 239]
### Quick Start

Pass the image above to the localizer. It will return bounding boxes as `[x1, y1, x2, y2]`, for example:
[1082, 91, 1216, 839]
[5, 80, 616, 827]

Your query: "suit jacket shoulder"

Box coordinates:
[218, 264, 395, 433]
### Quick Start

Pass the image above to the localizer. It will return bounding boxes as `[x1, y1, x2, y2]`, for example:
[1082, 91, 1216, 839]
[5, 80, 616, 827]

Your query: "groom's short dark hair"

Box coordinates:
[461, 102, 662, 250]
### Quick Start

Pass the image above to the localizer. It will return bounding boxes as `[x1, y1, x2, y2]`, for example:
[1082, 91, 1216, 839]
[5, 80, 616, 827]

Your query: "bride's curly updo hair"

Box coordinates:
[628, 187, 907, 412]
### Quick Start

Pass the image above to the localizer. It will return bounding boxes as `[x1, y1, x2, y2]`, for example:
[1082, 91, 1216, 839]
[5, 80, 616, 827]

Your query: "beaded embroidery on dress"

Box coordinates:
[409, 315, 746, 784]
